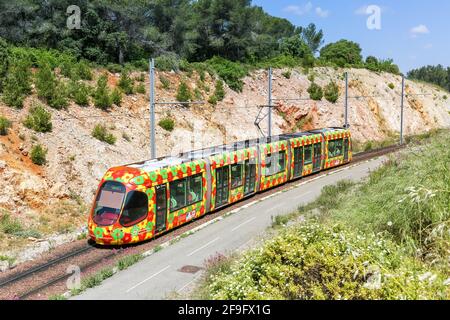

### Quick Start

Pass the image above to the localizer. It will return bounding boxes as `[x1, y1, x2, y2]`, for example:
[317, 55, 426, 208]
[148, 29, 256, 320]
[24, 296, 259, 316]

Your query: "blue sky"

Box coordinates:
[252, 0, 449, 73]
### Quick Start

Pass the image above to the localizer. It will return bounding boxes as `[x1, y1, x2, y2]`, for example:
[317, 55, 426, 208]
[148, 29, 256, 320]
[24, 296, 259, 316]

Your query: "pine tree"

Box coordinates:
[94, 75, 112, 110]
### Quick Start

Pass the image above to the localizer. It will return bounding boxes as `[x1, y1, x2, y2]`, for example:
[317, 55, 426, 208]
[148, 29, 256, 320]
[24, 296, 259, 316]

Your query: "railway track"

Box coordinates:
[0, 144, 404, 300]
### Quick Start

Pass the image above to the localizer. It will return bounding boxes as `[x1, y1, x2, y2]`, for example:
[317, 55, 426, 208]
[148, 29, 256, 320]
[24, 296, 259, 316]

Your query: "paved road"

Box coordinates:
[74, 156, 387, 300]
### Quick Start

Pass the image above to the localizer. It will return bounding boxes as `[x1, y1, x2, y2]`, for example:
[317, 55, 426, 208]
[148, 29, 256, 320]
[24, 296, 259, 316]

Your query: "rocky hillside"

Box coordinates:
[0, 66, 449, 256]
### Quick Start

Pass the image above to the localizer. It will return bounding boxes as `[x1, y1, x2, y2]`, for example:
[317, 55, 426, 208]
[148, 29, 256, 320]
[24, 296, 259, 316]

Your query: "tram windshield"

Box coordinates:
[92, 181, 126, 226]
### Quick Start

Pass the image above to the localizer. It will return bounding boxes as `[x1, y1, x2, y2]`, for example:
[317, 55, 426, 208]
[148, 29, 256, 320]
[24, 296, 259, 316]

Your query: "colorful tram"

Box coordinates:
[88, 128, 352, 245]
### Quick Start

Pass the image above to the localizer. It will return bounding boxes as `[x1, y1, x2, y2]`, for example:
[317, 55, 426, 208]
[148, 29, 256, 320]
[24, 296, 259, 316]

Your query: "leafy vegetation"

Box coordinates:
[111, 88, 123, 106]
[159, 75, 171, 89]
[307, 82, 323, 101]
[0, 116, 12, 135]
[30, 144, 47, 165]
[324, 81, 339, 103]
[118, 69, 134, 95]
[23, 103, 52, 133]
[158, 117, 175, 132]
[176, 81, 192, 103]
[0, 211, 23, 235]
[69, 80, 91, 106]
[408, 64, 450, 92]
[195, 131, 450, 300]
[319, 40, 363, 67]
[93, 75, 112, 110]
[92, 124, 116, 145]
[206, 57, 248, 92]
[2, 57, 32, 108]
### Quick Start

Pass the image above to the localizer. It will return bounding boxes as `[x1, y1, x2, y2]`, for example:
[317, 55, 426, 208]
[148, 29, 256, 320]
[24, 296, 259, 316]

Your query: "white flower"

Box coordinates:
[387, 221, 393, 227]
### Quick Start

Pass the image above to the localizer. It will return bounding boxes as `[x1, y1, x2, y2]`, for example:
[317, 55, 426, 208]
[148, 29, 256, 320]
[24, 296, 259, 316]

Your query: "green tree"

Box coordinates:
[308, 82, 323, 101]
[0, 37, 10, 92]
[176, 81, 192, 102]
[24, 103, 52, 133]
[320, 40, 363, 67]
[324, 82, 339, 103]
[30, 144, 47, 165]
[2, 58, 32, 108]
[299, 23, 324, 54]
[0, 116, 12, 135]
[35, 63, 57, 101]
[94, 75, 112, 110]
[118, 69, 134, 95]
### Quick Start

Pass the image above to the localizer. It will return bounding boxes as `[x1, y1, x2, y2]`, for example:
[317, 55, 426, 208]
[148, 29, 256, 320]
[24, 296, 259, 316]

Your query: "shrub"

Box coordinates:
[69, 80, 90, 106]
[324, 81, 339, 103]
[0, 116, 12, 135]
[307, 82, 323, 101]
[388, 83, 395, 90]
[208, 95, 218, 105]
[320, 40, 363, 67]
[282, 70, 291, 79]
[111, 88, 123, 106]
[159, 75, 171, 89]
[75, 60, 93, 80]
[59, 56, 77, 78]
[202, 222, 449, 300]
[444, 95, 448, 100]
[30, 144, 47, 165]
[214, 80, 225, 101]
[2, 58, 32, 108]
[48, 80, 69, 109]
[0, 37, 10, 92]
[23, 104, 52, 133]
[93, 75, 112, 110]
[158, 117, 175, 132]
[176, 81, 192, 103]
[206, 56, 248, 92]
[135, 83, 146, 94]
[35, 63, 57, 101]
[118, 69, 134, 95]
[0, 211, 23, 234]
[155, 53, 180, 71]
[92, 124, 116, 145]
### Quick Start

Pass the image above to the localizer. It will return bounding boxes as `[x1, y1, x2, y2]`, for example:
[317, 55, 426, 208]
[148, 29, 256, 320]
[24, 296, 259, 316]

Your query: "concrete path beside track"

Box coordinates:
[74, 156, 387, 300]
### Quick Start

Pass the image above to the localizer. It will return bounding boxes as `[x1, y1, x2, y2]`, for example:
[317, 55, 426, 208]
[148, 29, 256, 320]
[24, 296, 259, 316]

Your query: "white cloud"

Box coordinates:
[315, 7, 330, 18]
[410, 24, 430, 36]
[283, 2, 313, 16]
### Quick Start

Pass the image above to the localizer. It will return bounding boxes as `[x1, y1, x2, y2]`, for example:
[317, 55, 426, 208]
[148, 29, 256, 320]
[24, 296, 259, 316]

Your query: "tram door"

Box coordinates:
[313, 143, 322, 172]
[216, 166, 230, 207]
[155, 185, 167, 233]
[244, 160, 256, 195]
[293, 147, 303, 178]
[343, 138, 349, 162]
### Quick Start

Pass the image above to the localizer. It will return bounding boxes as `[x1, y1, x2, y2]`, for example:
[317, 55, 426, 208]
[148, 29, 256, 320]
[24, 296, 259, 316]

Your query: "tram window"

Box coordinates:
[93, 181, 126, 226]
[119, 191, 148, 227]
[170, 174, 203, 212]
[328, 139, 344, 158]
[265, 151, 286, 176]
[188, 174, 202, 203]
[231, 163, 243, 189]
[170, 179, 187, 211]
[304, 146, 312, 164]
[278, 151, 286, 172]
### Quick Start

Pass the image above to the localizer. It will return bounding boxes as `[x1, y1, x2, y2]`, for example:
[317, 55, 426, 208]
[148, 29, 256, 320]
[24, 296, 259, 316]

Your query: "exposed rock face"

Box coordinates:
[0, 66, 449, 239]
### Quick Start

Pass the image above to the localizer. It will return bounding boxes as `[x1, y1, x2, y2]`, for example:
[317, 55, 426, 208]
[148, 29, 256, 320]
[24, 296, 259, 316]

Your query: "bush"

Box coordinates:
[307, 82, 323, 101]
[48, 80, 69, 109]
[158, 117, 175, 132]
[444, 95, 448, 100]
[214, 80, 225, 101]
[176, 81, 192, 103]
[324, 82, 339, 103]
[282, 70, 291, 79]
[388, 83, 395, 90]
[202, 222, 449, 300]
[320, 40, 363, 67]
[75, 60, 93, 81]
[69, 80, 90, 106]
[0, 37, 10, 92]
[59, 55, 77, 78]
[0, 116, 12, 135]
[155, 53, 180, 71]
[35, 63, 57, 101]
[30, 144, 47, 165]
[92, 124, 116, 145]
[135, 83, 146, 94]
[206, 56, 248, 92]
[23, 104, 52, 133]
[118, 69, 134, 95]
[111, 88, 123, 106]
[159, 75, 171, 89]
[0, 212, 23, 235]
[2, 58, 32, 108]
[93, 75, 112, 110]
